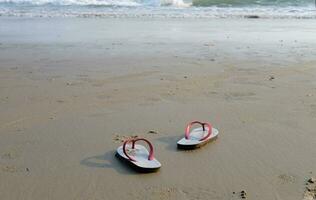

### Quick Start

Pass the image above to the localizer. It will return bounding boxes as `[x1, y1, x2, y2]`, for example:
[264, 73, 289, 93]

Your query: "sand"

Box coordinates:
[1, 17, 316, 200]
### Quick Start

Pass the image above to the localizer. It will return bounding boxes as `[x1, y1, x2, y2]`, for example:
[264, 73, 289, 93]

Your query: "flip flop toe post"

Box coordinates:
[116, 138, 161, 172]
[177, 121, 219, 149]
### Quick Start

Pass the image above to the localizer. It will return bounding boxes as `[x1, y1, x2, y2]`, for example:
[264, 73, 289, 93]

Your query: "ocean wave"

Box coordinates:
[0, 0, 141, 6]
[1, 5, 316, 18]
[0, 0, 314, 7]
[0, 0, 315, 18]
[192, 0, 314, 7]
[0, 0, 190, 7]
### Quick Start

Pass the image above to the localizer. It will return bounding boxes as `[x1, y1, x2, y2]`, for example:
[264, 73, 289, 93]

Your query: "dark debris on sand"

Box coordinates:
[147, 130, 158, 134]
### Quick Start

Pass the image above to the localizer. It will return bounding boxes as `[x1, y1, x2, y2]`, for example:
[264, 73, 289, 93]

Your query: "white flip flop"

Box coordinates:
[177, 121, 219, 149]
[116, 138, 161, 172]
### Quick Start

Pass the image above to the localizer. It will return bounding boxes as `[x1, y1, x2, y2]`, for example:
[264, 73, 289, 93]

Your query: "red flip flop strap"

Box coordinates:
[199, 122, 212, 141]
[185, 121, 205, 139]
[185, 121, 212, 141]
[132, 138, 154, 161]
[122, 139, 136, 162]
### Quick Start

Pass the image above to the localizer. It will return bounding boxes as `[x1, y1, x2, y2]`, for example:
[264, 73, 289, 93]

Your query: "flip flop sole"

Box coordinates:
[177, 134, 218, 149]
[116, 144, 161, 173]
[115, 153, 160, 173]
[177, 127, 219, 150]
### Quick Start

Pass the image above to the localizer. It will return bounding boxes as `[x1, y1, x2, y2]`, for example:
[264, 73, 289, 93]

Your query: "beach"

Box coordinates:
[1, 17, 316, 199]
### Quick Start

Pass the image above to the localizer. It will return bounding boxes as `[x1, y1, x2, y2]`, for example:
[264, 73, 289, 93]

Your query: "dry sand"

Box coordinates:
[1, 18, 316, 200]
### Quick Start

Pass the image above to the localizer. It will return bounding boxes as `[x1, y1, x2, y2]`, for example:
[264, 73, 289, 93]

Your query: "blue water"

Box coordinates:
[0, 0, 315, 18]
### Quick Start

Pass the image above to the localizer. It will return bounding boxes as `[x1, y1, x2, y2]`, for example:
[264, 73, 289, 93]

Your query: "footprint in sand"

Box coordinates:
[0, 164, 29, 173]
[66, 81, 83, 86]
[96, 94, 112, 100]
[113, 134, 138, 143]
[0, 164, 18, 173]
[278, 173, 296, 184]
[138, 96, 162, 106]
[132, 186, 222, 200]
[132, 186, 188, 200]
[1, 149, 20, 160]
[309, 104, 316, 117]
[224, 91, 256, 101]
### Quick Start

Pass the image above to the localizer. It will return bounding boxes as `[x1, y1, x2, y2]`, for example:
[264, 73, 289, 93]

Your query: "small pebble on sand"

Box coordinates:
[269, 75, 275, 80]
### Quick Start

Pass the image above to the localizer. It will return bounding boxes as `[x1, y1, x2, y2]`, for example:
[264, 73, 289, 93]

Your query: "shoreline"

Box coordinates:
[1, 5, 316, 19]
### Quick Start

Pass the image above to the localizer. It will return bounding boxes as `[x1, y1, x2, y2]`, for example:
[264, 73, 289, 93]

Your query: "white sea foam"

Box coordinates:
[0, 0, 191, 6]
[0, 0, 314, 7]
[0, 0, 315, 18]
[0, 0, 141, 6]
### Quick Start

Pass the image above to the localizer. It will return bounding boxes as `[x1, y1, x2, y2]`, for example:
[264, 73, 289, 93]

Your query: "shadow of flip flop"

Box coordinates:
[80, 150, 138, 175]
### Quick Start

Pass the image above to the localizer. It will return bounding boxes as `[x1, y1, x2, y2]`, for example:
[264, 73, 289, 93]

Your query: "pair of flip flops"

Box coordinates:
[116, 121, 219, 172]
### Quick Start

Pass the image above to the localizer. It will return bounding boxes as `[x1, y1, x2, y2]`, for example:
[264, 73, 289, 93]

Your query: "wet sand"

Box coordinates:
[1, 17, 316, 200]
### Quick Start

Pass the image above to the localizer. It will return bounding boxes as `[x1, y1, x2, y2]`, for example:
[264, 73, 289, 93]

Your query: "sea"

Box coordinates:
[0, 0, 315, 18]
